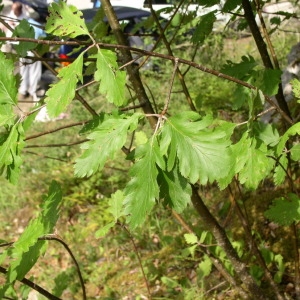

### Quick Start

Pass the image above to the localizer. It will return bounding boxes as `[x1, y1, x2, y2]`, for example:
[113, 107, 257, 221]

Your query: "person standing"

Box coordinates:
[18, 15, 45, 101]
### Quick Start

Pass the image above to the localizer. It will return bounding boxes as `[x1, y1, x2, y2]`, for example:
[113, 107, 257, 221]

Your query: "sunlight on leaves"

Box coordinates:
[95, 49, 126, 106]
[45, 53, 83, 117]
[75, 112, 142, 177]
[45, 1, 89, 38]
[160, 112, 234, 185]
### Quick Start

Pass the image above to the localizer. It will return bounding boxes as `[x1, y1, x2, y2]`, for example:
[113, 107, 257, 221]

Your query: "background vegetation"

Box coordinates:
[0, 0, 300, 299]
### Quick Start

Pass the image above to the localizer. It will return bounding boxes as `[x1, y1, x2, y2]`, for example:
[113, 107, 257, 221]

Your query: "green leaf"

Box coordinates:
[124, 140, 160, 229]
[158, 165, 191, 212]
[198, 255, 212, 278]
[253, 121, 280, 147]
[192, 11, 216, 44]
[291, 144, 300, 161]
[222, 0, 242, 12]
[108, 190, 125, 221]
[264, 193, 300, 226]
[0, 52, 18, 105]
[184, 233, 198, 245]
[221, 55, 257, 79]
[160, 112, 233, 185]
[274, 254, 285, 283]
[95, 222, 115, 238]
[277, 122, 300, 156]
[75, 113, 142, 178]
[233, 133, 274, 189]
[45, 1, 89, 38]
[13, 19, 36, 57]
[45, 53, 83, 117]
[95, 50, 126, 106]
[0, 124, 25, 184]
[0, 181, 61, 296]
[0, 104, 15, 126]
[291, 79, 300, 100]
[196, 0, 220, 7]
[273, 154, 288, 186]
[258, 69, 281, 96]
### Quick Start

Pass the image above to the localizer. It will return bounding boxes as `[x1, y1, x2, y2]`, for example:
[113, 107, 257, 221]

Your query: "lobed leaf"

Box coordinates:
[264, 193, 300, 226]
[75, 112, 142, 178]
[45, 53, 83, 117]
[233, 133, 274, 189]
[160, 112, 234, 185]
[45, 1, 89, 38]
[0, 52, 18, 105]
[95, 49, 126, 106]
[0, 124, 25, 184]
[124, 140, 160, 229]
[192, 11, 216, 44]
[0, 181, 61, 296]
[158, 165, 192, 212]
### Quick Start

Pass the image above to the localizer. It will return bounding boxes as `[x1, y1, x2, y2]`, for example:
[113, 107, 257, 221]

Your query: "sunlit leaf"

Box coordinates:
[160, 112, 233, 185]
[0, 181, 61, 296]
[75, 112, 142, 178]
[45, 1, 89, 38]
[95, 49, 126, 106]
[45, 53, 83, 117]
[0, 52, 18, 105]
[124, 140, 160, 229]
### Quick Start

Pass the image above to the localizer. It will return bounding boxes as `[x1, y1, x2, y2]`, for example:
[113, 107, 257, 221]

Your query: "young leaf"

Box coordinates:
[45, 53, 83, 117]
[75, 113, 142, 178]
[160, 112, 233, 185]
[123, 140, 160, 229]
[95, 49, 126, 106]
[192, 11, 216, 44]
[45, 1, 90, 38]
[158, 165, 192, 212]
[0, 52, 18, 105]
[264, 193, 300, 226]
[184, 233, 198, 245]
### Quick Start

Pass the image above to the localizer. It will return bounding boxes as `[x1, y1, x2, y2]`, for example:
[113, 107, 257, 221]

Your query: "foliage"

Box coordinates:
[0, 0, 299, 299]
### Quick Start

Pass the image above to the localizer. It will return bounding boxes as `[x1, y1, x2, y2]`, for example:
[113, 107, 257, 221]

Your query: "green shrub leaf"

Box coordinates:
[160, 112, 233, 185]
[95, 49, 126, 106]
[124, 140, 160, 229]
[192, 11, 216, 43]
[75, 113, 142, 178]
[45, 53, 83, 117]
[45, 2, 89, 38]
[264, 193, 300, 226]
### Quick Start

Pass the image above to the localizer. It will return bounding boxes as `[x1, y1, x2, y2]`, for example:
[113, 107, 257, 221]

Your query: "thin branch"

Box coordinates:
[39, 234, 86, 300]
[0, 266, 62, 300]
[162, 58, 179, 115]
[23, 150, 69, 163]
[116, 222, 152, 299]
[25, 139, 88, 148]
[25, 121, 88, 141]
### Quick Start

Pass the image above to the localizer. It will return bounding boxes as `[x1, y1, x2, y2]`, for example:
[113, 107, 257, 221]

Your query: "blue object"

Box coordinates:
[93, 0, 101, 8]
